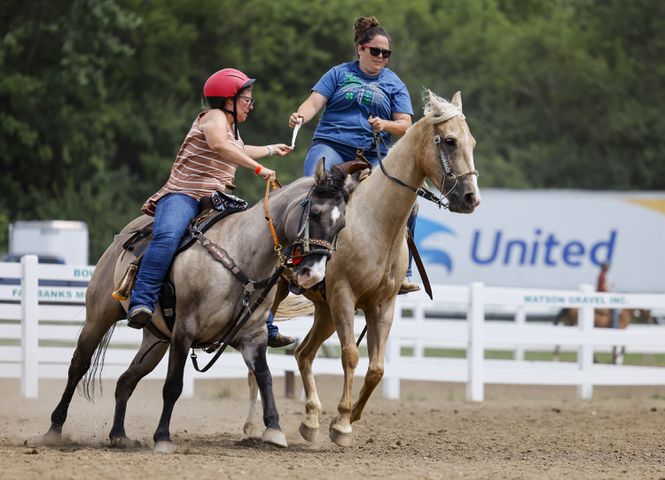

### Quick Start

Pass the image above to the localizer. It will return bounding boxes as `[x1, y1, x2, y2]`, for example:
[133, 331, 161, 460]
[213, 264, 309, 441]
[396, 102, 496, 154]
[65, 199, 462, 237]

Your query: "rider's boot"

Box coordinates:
[127, 306, 153, 329]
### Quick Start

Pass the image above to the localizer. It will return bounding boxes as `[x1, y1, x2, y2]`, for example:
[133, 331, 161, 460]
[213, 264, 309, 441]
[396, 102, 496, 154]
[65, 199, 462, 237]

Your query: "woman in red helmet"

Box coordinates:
[127, 68, 293, 334]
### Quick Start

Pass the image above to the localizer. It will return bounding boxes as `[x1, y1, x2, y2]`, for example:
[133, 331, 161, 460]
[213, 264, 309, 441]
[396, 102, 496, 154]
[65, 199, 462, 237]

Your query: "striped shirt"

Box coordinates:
[142, 111, 244, 216]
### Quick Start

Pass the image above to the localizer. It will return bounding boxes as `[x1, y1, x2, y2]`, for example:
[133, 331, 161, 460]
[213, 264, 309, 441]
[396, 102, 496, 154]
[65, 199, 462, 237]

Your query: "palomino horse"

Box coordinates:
[254, 91, 480, 447]
[554, 307, 653, 363]
[44, 160, 360, 453]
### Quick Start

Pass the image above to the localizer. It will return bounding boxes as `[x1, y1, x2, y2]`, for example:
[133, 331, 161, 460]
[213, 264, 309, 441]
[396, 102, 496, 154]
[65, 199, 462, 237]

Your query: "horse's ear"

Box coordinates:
[424, 88, 444, 117]
[425, 89, 436, 109]
[314, 156, 327, 185]
[451, 91, 463, 112]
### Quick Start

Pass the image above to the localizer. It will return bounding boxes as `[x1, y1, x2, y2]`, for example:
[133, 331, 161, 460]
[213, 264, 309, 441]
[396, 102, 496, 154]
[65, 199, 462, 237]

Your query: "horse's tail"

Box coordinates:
[274, 293, 315, 320]
[78, 323, 117, 402]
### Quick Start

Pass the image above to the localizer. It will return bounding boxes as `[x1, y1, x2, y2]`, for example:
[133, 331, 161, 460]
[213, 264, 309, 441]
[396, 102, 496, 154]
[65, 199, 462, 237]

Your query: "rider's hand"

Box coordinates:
[258, 166, 276, 181]
[289, 113, 304, 128]
[271, 144, 294, 157]
[368, 115, 386, 132]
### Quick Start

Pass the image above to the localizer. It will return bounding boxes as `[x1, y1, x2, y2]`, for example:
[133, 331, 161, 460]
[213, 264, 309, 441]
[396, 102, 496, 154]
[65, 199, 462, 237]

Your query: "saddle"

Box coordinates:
[115, 191, 248, 332]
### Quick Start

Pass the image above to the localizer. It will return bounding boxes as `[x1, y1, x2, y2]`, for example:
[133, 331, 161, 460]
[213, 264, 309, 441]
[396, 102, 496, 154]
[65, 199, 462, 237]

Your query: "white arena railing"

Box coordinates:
[2, 255, 665, 401]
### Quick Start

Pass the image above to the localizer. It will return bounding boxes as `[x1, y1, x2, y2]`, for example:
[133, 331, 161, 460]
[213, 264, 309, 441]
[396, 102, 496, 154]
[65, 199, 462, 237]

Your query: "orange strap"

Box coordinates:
[263, 178, 283, 258]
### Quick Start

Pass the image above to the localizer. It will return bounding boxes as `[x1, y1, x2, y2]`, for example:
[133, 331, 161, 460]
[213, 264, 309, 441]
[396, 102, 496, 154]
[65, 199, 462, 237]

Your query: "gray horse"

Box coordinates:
[44, 160, 361, 453]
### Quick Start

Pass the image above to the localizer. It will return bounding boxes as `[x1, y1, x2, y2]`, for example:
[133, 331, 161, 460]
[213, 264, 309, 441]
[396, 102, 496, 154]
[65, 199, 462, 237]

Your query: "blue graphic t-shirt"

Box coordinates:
[312, 61, 413, 154]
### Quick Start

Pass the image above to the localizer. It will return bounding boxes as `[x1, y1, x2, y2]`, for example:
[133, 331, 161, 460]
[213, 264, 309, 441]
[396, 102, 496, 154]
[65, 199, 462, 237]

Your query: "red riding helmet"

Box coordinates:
[203, 68, 255, 98]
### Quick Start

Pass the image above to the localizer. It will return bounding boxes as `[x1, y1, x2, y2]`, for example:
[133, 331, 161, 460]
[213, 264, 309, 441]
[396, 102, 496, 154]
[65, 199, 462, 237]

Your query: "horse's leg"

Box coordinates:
[350, 299, 395, 424]
[295, 302, 336, 442]
[618, 345, 626, 365]
[243, 370, 261, 437]
[328, 289, 359, 447]
[241, 277, 289, 439]
[152, 328, 194, 454]
[240, 339, 287, 447]
[552, 308, 567, 361]
[109, 330, 169, 447]
[44, 290, 123, 443]
[269, 277, 290, 315]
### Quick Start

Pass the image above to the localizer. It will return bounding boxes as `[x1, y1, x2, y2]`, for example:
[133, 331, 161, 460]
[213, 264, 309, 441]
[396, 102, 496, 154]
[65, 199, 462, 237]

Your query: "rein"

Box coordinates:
[263, 177, 284, 262]
[371, 115, 478, 209]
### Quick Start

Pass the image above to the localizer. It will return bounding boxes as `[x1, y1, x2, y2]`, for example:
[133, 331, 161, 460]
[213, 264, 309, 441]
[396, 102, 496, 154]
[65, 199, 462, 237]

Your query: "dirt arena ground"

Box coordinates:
[1, 376, 665, 480]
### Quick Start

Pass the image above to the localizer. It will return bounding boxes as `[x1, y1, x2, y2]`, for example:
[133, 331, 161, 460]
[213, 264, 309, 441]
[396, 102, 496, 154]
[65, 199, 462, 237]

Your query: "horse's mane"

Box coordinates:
[422, 90, 464, 123]
[313, 165, 348, 200]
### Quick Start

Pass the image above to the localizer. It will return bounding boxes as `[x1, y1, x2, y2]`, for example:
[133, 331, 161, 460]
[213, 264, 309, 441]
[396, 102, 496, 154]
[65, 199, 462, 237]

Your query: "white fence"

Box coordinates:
[2, 256, 665, 402]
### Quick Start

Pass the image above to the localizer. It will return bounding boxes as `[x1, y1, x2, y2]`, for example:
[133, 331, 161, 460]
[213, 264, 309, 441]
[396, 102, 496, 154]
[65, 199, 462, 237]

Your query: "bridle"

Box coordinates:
[262, 180, 335, 268]
[372, 110, 478, 209]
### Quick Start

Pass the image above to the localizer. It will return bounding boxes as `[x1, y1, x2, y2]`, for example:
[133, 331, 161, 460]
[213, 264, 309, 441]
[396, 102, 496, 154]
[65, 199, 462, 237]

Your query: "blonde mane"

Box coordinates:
[422, 90, 464, 124]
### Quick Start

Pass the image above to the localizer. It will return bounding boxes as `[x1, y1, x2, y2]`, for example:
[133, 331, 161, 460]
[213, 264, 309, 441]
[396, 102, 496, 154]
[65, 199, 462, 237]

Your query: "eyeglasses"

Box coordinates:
[361, 44, 392, 59]
[238, 95, 255, 107]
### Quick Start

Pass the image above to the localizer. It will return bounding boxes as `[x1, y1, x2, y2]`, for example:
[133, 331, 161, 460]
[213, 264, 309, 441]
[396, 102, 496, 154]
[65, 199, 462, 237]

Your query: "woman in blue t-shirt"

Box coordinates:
[288, 15, 420, 294]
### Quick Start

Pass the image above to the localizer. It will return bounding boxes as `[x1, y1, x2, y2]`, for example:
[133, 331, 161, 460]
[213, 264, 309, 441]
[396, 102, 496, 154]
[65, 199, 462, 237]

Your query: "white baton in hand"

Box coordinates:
[290, 118, 303, 148]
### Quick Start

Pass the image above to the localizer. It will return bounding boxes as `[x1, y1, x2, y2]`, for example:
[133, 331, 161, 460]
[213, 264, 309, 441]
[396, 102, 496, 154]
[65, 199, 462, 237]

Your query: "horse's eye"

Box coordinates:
[310, 210, 321, 221]
[445, 137, 456, 147]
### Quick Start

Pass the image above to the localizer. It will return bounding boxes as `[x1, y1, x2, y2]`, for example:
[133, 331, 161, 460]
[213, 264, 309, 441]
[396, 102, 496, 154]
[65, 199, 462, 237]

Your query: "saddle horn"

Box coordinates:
[334, 159, 372, 176]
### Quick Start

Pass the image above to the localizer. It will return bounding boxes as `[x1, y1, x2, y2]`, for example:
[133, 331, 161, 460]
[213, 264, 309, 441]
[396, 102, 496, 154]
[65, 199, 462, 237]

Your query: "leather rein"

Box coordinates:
[372, 113, 478, 209]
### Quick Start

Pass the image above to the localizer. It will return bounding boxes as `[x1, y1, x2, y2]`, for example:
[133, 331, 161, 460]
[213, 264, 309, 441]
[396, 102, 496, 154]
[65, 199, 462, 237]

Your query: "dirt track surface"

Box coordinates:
[2, 377, 665, 480]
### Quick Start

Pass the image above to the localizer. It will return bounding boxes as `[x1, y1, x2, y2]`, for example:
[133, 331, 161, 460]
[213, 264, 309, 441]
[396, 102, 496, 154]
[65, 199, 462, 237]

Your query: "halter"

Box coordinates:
[372, 110, 478, 209]
[263, 180, 334, 268]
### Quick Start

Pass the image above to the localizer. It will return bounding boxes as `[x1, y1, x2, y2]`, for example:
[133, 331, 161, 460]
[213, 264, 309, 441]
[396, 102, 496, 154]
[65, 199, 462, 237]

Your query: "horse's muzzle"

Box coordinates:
[294, 254, 329, 289]
[449, 190, 480, 213]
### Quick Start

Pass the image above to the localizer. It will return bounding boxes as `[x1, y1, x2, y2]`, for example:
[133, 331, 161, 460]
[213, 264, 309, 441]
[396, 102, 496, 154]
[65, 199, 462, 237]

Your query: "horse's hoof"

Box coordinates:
[110, 436, 139, 449]
[243, 422, 260, 438]
[42, 429, 62, 445]
[262, 428, 288, 448]
[299, 422, 319, 443]
[153, 441, 177, 454]
[329, 418, 353, 447]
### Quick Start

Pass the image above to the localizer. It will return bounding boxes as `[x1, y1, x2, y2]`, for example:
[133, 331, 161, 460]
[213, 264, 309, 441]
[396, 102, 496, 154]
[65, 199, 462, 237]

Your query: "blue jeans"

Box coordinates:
[129, 193, 199, 313]
[304, 139, 416, 277]
[266, 311, 279, 338]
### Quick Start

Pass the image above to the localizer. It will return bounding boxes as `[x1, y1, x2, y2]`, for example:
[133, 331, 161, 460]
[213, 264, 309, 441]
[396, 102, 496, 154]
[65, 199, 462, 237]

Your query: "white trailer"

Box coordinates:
[8, 220, 89, 265]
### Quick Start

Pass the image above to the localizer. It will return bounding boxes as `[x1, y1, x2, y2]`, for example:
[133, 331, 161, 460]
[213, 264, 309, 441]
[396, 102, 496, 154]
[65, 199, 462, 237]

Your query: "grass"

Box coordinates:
[3, 331, 665, 366]
[311, 344, 665, 366]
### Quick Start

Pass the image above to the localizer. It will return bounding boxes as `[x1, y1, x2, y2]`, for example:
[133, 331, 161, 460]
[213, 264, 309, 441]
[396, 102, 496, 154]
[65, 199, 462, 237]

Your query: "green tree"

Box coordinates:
[2, 0, 664, 262]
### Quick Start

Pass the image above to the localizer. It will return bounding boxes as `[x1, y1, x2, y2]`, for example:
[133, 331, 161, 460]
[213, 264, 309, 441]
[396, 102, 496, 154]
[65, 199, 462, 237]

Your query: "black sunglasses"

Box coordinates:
[361, 44, 392, 59]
